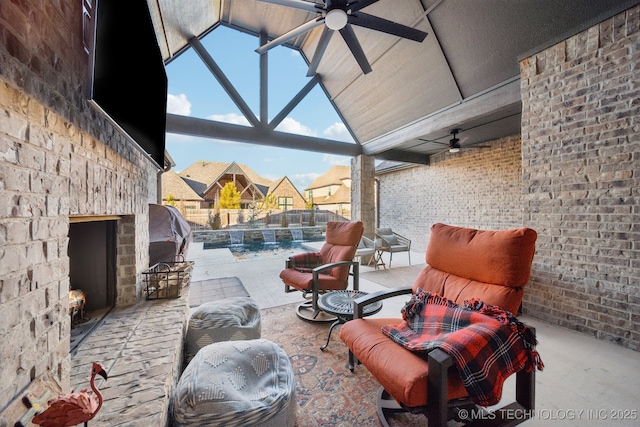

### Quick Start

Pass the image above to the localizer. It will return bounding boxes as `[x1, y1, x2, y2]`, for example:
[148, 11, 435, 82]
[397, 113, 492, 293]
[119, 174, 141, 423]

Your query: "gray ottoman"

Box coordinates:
[173, 339, 296, 427]
[187, 297, 261, 363]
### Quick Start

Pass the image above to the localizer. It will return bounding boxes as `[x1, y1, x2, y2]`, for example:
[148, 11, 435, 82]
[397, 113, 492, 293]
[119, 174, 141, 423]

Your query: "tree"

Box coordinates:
[260, 192, 278, 210]
[305, 195, 314, 210]
[208, 206, 222, 230]
[247, 193, 270, 228]
[166, 193, 176, 206]
[308, 206, 316, 227]
[219, 182, 241, 209]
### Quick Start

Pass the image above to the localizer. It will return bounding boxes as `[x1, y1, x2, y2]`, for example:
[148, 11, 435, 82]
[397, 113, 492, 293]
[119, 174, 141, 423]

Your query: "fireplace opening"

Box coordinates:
[68, 219, 117, 352]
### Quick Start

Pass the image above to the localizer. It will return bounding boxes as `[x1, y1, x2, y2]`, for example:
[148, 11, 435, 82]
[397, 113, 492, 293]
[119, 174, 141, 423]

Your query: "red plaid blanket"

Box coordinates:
[289, 251, 323, 273]
[381, 289, 544, 406]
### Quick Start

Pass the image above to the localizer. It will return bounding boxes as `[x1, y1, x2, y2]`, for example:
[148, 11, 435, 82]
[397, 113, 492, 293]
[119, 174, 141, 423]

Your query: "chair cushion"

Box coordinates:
[339, 317, 468, 408]
[355, 248, 375, 257]
[325, 221, 364, 246]
[426, 223, 537, 287]
[319, 243, 357, 281]
[386, 244, 409, 253]
[279, 268, 346, 291]
[288, 252, 321, 269]
[379, 233, 398, 246]
[413, 266, 524, 315]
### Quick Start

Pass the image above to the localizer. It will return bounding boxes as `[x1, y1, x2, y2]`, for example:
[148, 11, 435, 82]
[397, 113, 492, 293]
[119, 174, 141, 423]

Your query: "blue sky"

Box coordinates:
[164, 25, 355, 191]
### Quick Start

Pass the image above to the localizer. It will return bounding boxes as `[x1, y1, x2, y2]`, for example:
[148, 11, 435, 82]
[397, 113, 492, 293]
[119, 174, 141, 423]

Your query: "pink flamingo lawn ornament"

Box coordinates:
[32, 362, 108, 427]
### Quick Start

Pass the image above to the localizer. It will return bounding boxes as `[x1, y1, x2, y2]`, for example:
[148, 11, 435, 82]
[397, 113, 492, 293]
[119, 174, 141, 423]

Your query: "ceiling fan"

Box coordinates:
[255, 0, 428, 76]
[418, 129, 479, 154]
[448, 129, 463, 153]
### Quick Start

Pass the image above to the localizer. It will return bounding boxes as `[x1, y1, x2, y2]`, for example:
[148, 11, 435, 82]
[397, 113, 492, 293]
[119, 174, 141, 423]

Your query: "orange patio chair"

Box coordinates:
[280, 221, 363, 322]
[340, 223, 541, 427]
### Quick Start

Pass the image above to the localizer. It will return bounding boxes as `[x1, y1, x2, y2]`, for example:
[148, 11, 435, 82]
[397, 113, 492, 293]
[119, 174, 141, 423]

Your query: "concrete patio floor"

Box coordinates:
[188, 241, 640, 427]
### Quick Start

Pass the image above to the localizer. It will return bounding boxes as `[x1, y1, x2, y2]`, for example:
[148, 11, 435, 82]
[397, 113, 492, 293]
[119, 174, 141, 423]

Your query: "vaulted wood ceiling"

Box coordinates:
[148, 0, 637, 164]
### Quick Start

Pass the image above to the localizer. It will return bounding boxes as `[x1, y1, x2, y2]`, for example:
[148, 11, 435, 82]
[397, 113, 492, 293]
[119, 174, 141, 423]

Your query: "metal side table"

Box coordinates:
[317, 290, 383, 351]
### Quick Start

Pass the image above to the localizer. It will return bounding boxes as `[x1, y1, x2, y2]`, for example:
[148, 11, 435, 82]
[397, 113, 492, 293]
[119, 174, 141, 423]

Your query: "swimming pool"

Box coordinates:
[203, 239, 323, 259]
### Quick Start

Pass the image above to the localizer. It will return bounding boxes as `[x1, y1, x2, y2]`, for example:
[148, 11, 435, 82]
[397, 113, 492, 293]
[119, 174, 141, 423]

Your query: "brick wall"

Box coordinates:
[378, 7, 639, 351]
[0, 1, 159, 409]
[520, 6, 639, 349]
[377, 135, 524, 253]
[273, 178, 307, 210]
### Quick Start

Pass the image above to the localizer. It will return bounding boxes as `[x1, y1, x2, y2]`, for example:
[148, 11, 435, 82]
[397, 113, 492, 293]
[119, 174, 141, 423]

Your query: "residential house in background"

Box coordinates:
[161, 161, 307, 225]
[162, 169, 204, 211]
[305, 165, 352, 219]
[267, 176, 308, 211]
[174, 161, 267, 208]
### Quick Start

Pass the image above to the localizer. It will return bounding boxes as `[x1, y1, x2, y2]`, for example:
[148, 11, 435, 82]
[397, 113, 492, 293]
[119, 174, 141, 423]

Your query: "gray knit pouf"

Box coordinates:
[186, 297, 261, 363]
[173, 339, 296, 427]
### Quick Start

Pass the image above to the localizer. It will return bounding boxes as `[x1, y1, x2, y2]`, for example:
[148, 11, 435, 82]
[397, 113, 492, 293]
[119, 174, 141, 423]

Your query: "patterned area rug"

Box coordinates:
[260, 303, 426, 427]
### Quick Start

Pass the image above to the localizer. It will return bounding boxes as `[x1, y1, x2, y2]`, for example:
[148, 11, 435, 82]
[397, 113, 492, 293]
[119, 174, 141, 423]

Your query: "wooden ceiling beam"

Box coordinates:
[166, 113, 362, 157]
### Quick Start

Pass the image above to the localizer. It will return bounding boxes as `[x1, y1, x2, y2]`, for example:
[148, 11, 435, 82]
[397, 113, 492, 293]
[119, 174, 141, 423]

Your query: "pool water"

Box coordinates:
[204, 239, 322, 259]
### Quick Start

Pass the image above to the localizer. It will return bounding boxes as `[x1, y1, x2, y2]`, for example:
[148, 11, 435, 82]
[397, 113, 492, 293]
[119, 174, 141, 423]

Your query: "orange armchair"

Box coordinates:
[340, 223, 539, 427]
[280, 221, 364, 322]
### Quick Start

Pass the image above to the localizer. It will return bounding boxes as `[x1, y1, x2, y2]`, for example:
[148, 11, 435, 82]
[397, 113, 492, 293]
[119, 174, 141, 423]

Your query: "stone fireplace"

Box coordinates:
[69, 219, 117, 311]
[0, 0, 161, 416]
[68, 215, 143, 305]
[68, 218, 117, 350]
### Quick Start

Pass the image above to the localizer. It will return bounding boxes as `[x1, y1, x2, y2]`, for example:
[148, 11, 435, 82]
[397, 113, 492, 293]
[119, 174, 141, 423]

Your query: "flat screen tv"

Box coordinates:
[85, 0, 167, 167]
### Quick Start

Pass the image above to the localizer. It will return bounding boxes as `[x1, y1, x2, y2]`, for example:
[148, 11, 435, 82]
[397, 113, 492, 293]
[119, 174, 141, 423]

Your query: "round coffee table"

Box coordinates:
[317, 289, 383, 350]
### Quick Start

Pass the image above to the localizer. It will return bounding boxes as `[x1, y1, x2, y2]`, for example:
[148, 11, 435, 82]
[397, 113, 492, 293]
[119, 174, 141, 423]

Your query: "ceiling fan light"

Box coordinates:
[449, 147, 460, 153]
[325, 9, 348, 30]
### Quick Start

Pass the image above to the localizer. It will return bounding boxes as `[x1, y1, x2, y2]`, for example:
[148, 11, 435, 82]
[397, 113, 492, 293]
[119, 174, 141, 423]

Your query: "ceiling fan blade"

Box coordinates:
[339, 24, 372, 74]
[256, 0, 321, 14]
[418, 138, 448, 146]
[349, 12, 427, 42]
[347, 0, 380, 13]
[307, 26, 333, 76]
[256, 18, 325, 54]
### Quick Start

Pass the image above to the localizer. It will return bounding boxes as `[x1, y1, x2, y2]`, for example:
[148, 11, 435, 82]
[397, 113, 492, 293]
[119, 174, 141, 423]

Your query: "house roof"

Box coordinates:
[179, 161, 228, 195]
[149, 0, 636, 165]
[175, 160, 290, 198]
[317, 183, 351, 205]
[269, 176, 306, 199]
[305, 165, 351, 191]
[162, 169, 204, 201]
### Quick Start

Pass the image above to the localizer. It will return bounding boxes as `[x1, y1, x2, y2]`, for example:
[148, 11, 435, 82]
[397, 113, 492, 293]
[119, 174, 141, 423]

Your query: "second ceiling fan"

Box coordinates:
[255, 0, 428, 76]
[419, 129, 491, 154]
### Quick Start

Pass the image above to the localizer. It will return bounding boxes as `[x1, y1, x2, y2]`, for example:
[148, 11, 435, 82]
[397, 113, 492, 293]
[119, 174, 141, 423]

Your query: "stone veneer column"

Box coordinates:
[351, 155, 376, 262]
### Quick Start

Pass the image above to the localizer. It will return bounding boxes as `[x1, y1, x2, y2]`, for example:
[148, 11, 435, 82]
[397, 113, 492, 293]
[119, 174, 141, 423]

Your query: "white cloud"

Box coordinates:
[275, 117, 317, 137]
[322, 154, 351, 166]
[323, 122, 353, 142]
[167, 93, 191, 115]
[291, 172, 321, 190]
[207, 112, 251, 126]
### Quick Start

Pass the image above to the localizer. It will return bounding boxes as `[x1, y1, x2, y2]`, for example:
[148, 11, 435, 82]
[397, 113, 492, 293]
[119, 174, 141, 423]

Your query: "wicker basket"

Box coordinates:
[143, 261, 194, 299]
